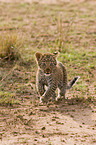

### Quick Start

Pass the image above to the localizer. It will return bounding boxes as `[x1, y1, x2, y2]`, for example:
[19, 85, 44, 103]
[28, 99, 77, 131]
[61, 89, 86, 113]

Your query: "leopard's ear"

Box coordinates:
[53, 51, 59, 58]
[35, 52, 42, 61]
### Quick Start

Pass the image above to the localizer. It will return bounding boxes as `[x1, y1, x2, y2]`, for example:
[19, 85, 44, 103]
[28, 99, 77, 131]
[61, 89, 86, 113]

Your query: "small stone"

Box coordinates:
[42, 127, 46, 130]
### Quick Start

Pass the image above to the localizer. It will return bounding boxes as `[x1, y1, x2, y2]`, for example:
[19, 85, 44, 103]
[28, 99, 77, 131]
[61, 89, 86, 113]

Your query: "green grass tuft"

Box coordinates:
[0, 91, 20, 106]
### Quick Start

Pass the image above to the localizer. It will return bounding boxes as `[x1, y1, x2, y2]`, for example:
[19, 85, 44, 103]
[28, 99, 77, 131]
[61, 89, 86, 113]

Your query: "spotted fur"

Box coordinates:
[35, 52, 80, 103]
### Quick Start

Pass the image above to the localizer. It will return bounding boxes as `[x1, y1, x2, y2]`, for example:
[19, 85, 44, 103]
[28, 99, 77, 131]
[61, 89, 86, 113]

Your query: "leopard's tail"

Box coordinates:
[67, 76, 80, 89]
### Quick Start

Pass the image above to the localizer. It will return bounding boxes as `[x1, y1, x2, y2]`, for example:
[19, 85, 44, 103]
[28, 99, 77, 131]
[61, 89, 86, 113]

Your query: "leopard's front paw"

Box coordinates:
[40, 96, 47, 103]
[40, 96, 44, 103]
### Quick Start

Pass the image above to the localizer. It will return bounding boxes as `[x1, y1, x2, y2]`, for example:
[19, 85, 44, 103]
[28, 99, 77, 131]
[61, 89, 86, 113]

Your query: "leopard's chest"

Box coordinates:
[44, 73, 63, 87]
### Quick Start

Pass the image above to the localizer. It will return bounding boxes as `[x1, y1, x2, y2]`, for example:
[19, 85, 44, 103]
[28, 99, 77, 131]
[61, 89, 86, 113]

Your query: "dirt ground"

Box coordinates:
[0, 93, 96, 145]
[0, 0, 96, 145]
[0, 0, 86, 4]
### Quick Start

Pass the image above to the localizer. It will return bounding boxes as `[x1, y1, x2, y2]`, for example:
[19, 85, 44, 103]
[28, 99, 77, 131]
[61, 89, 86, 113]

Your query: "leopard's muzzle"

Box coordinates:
[44, 68, 52, 74]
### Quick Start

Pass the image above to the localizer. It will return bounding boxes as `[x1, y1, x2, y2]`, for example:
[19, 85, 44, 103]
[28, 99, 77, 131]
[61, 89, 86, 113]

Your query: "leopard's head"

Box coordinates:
[35, 52, 58, 75]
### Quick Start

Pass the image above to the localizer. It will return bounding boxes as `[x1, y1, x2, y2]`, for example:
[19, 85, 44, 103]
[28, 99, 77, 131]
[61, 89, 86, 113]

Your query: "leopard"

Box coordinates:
[35, 51, 80, 103]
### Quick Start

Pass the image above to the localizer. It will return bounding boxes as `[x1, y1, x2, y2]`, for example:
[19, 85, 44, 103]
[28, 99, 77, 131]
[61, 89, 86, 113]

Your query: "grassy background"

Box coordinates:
[0, 0, 96, 105]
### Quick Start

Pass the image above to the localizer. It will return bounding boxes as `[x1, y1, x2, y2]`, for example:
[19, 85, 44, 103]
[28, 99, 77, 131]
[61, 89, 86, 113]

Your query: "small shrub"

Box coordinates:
[0, 31, 23, 60]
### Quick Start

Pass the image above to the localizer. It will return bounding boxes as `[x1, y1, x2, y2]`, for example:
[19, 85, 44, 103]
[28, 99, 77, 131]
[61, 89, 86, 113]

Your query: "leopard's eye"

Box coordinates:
[50, 62, 53, 66]
[42, 62, 46, 66]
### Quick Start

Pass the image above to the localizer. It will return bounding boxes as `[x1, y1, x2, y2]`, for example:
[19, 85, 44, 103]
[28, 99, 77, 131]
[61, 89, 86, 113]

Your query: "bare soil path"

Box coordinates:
[0, 94, 96, 145]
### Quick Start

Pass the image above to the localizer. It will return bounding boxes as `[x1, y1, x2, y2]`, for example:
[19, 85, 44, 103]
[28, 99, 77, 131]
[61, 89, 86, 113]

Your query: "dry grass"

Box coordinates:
[0, 0, 95, 102]
[0, 31, 22, 60]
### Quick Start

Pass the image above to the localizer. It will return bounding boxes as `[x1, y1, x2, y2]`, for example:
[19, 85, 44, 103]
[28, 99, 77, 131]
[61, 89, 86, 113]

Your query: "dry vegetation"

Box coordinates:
[0, 0, 96, 145]
[0, 31, 22, 60]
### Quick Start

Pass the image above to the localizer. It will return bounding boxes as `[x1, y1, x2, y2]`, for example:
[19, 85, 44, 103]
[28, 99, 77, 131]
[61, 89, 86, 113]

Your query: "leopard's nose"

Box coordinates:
[45, 68, 51, 74]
